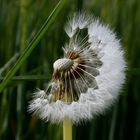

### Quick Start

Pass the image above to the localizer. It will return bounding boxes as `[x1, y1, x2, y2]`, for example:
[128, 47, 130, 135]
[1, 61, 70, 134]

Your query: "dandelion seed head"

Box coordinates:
[29, 12, 126, 124]
[53, 58, 74, 71]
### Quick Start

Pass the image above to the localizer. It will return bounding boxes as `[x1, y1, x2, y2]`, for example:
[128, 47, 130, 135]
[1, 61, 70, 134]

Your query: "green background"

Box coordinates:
[0, 0, 140, 140]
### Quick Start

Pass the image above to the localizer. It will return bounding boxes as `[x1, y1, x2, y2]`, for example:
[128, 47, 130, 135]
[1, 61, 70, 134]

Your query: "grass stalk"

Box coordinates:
[109, 103, 118, 140]
[0, 53, 19, 76]
[63, 117, 72, 140]
[0, 0, 66, 93]
[16, 0, 28, 139]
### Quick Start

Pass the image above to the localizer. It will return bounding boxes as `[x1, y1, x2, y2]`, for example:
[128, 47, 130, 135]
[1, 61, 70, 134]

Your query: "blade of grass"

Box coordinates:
[109, 103, 119, 140]
[0, 75, 50, 81]
[0, 0, 66, 93]
[0, 53, 19, 76]
[16, 0, 29, 139]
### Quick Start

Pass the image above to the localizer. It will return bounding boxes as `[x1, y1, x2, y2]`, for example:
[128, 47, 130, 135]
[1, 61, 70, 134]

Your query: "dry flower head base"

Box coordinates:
[52, 31, 102, 103]
[29, 12, 126, 124]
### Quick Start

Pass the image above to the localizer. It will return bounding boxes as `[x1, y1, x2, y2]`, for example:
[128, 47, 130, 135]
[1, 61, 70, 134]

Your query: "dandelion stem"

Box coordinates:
[63, 117, 72, 140]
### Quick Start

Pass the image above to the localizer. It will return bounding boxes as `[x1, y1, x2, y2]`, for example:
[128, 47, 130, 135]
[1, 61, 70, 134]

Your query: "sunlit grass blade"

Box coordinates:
[0, 0, 66, 93]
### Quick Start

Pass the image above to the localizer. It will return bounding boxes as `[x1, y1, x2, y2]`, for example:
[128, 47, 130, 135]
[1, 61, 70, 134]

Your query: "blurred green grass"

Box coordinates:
[0, 0, 140, 140]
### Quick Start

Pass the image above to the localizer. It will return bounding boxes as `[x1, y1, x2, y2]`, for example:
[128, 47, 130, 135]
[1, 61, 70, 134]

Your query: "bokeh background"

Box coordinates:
[0, 0, 140, 140]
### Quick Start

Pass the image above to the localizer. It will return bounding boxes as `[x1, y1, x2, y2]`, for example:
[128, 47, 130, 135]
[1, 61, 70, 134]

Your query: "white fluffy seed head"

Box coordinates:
[53, 58, 74, 71]
[29, 12, 126, 124]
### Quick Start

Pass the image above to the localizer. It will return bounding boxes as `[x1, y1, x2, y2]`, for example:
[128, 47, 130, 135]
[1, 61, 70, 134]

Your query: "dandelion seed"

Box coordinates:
[29, 12, 126, 124]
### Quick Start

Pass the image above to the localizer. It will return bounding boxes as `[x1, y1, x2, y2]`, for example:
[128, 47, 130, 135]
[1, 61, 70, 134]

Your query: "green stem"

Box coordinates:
[63, 117, 72, 140]
[0, 53, 19, 76]
[0, 0, 66, 93]
[16, 0, 28, 139]
[0, 75, 50, 81]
